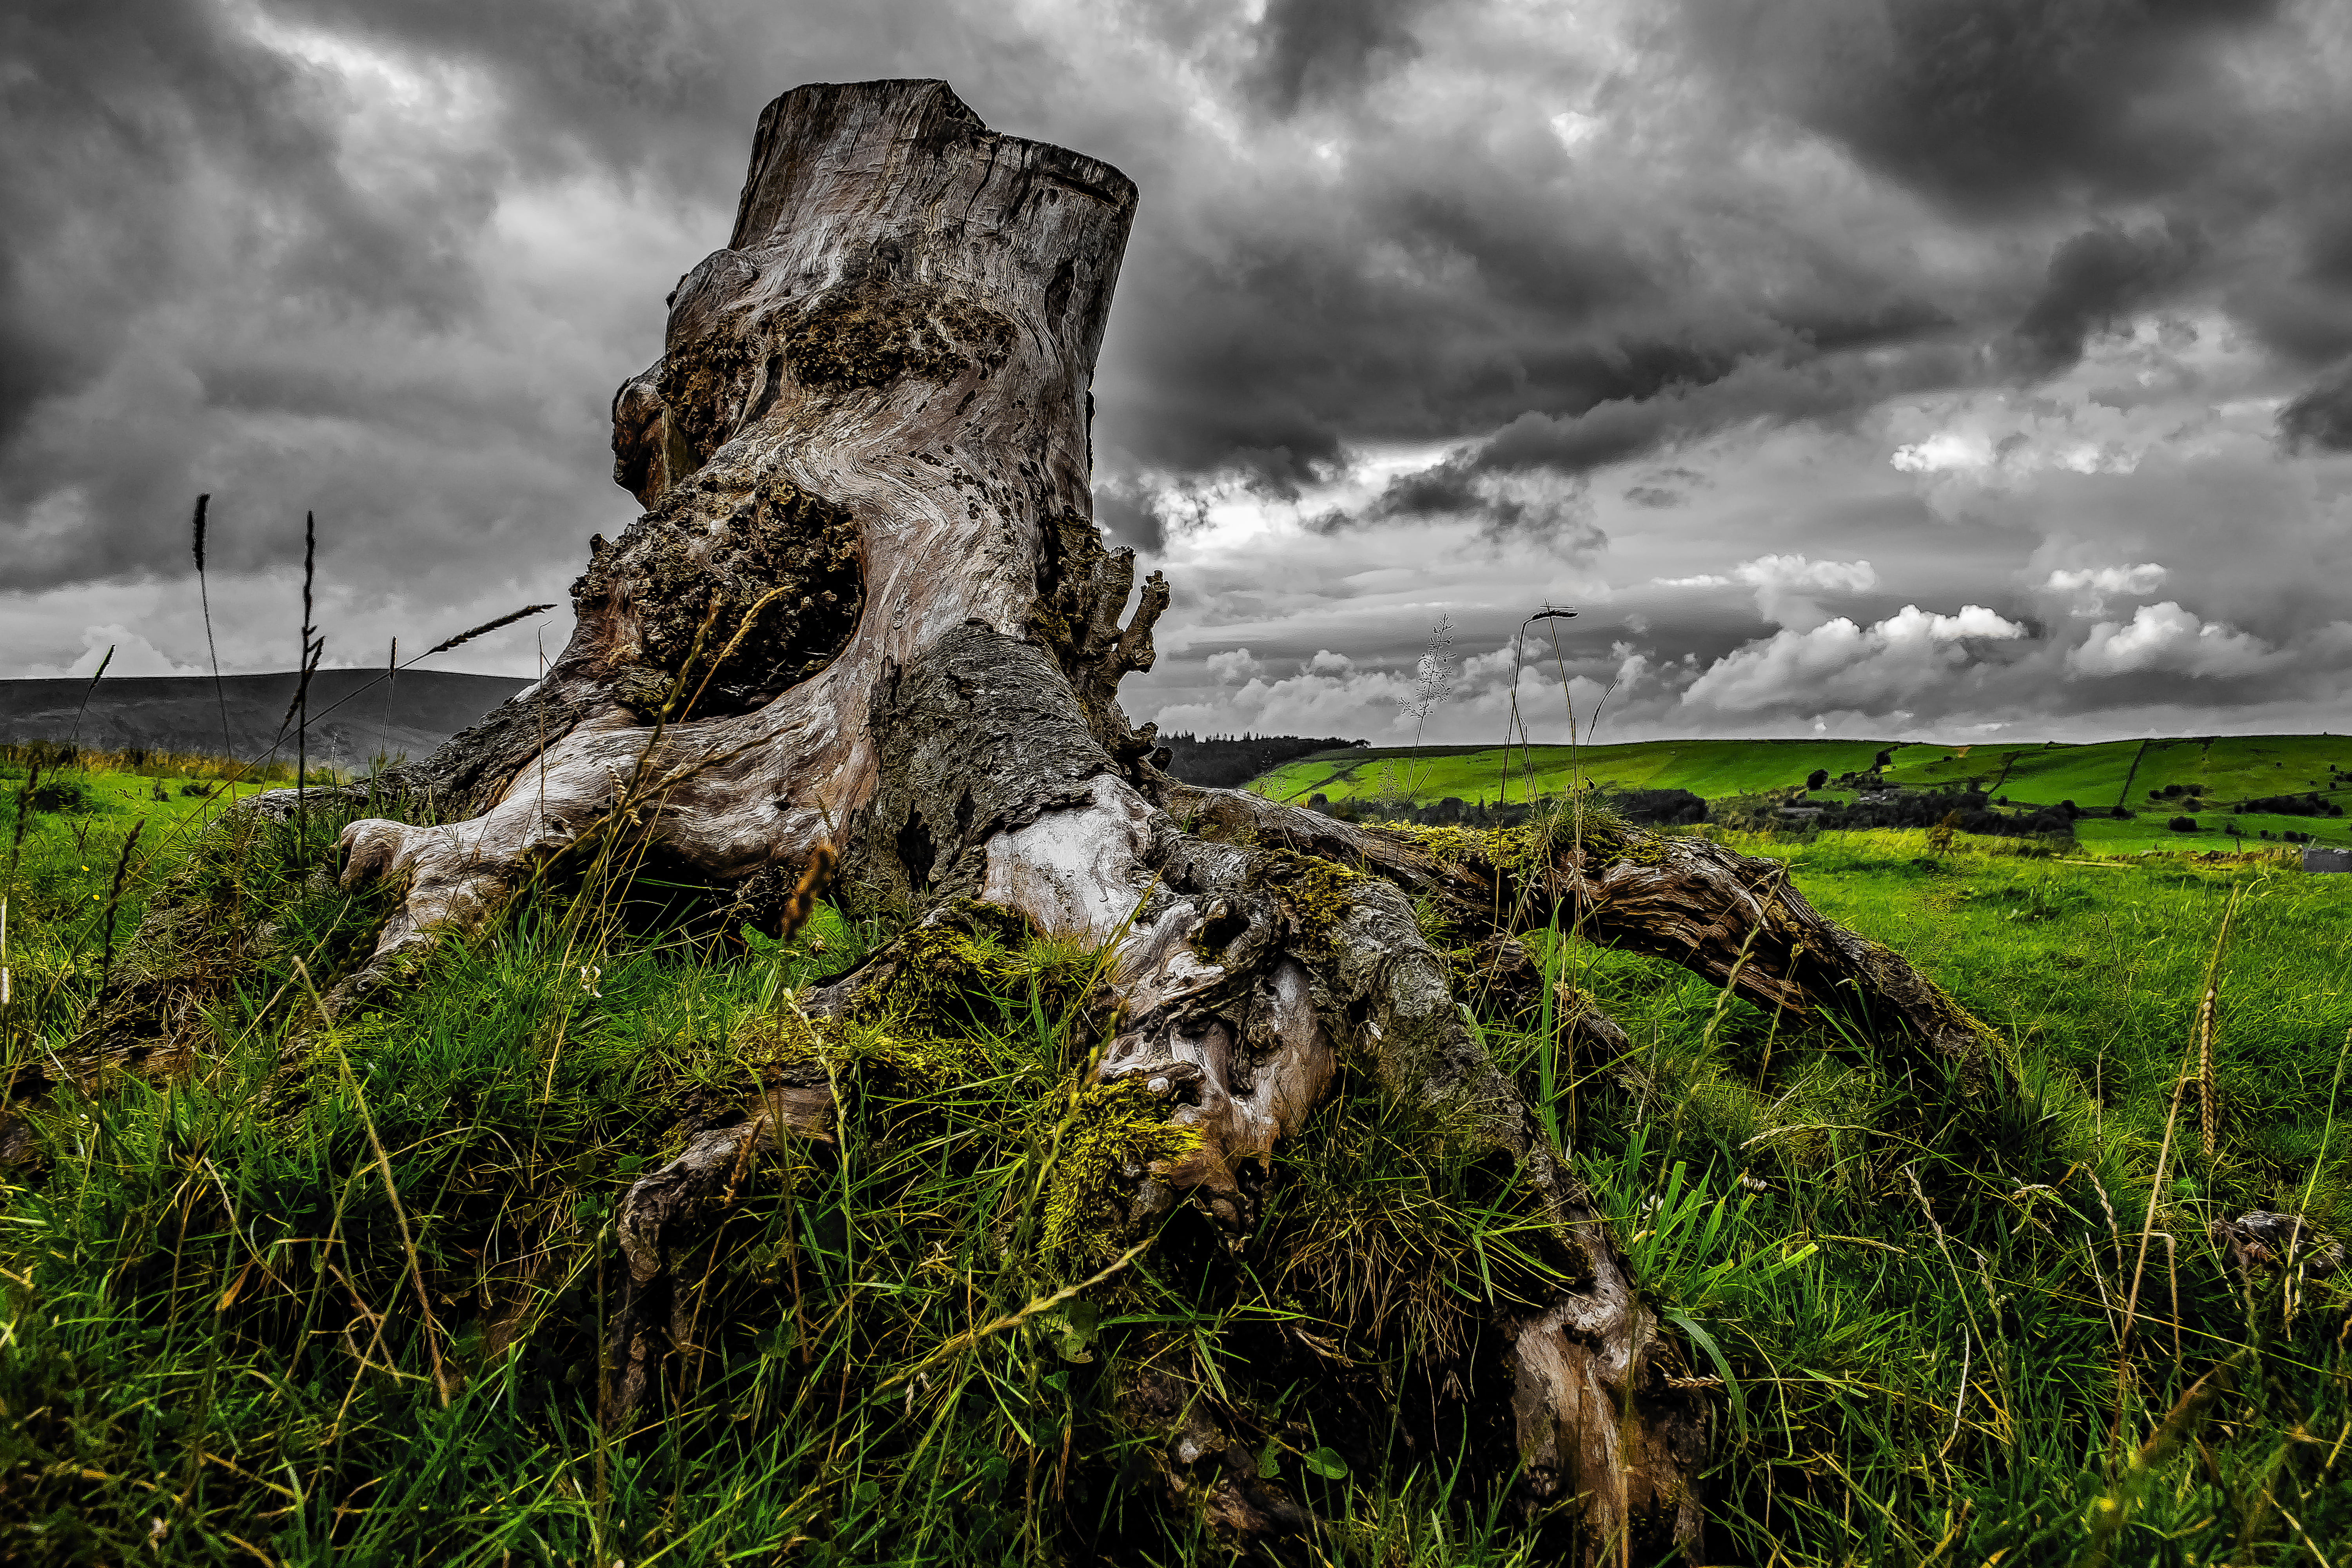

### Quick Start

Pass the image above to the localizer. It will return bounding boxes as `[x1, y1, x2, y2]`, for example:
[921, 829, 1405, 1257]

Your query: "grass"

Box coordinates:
[1535, 827, 2352, 1563]
[3, 745, 2352, 1564]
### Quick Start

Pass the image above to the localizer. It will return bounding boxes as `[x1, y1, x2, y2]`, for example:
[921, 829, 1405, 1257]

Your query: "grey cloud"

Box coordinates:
[0, 0, 455, 445]
[8, 0, 2351, 698]
[2278, 361, 2352, 453]
[1245, 0, 1430, 114]
[0, 0, 1094, 618]
[2009, 219, 2205, 378]
[1678, 0, 2352, 427]
[1360, 343, 1975, 507]
[1093, 476, 1189, 553]
[1378, 472, 1608, 551]
[1681, 0, 2282, 216]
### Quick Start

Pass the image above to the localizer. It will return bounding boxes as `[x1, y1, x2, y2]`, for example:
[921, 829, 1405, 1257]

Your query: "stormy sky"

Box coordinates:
[6, 0, 2352, 746]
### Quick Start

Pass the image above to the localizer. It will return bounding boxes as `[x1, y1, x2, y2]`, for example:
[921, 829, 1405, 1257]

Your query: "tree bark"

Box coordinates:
[332, 78, 1997, 1560]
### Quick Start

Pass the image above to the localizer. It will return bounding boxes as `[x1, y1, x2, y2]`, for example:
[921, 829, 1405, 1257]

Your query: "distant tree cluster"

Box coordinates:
[1310, 787, 1707, 830]
[1750, 786, 2080, 842]
[1158, 733, 1366, 789]
[1608, 788, 1711, 827]
[2234, 793, 2344, 818]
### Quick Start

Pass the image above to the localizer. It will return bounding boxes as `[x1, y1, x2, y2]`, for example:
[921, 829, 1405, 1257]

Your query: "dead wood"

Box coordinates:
[270, 76, 2004, 1559]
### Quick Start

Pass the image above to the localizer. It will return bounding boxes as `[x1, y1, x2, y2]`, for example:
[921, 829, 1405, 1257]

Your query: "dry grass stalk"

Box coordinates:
[774, 843, 837, 947]
[2193, 886, 2242, 1164]
[98, 817, 145, 982]
[67, 644, 114, 751]
[422, 603, 556, 659]
[684, 585, 793, 717]
[286, 511, 325, 834]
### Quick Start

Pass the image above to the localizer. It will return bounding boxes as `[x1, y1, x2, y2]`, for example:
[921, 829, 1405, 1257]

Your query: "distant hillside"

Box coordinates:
[0, 670, 530, 769]
[1158, 732, 1365, 789]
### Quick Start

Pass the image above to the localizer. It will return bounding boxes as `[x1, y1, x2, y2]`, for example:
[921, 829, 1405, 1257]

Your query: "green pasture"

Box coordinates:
[2, 749, 2351, 1563]
[1256, 737, 1895, 809]
[1252, 733, 2352, 851]
[2, 749, 293, 1014]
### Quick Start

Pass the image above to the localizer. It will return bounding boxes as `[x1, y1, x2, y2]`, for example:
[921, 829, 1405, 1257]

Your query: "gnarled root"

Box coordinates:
[1167, 782, 2007, 1093]
[607, 1063, 835, 1421]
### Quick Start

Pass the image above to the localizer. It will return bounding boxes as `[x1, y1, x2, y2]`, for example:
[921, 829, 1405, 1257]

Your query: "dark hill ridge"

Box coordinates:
[0, 670, 530, 769]
[1156, 732, 1366, 789]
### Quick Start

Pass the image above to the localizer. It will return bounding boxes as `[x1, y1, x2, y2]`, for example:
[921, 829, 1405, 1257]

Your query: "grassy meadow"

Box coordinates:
[1256, 734, 2352, 855]
[2, 739, 2350, 1564]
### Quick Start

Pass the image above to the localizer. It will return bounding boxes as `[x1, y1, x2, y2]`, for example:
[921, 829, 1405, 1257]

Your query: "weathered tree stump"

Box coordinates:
[333, 79, 2001, 1560]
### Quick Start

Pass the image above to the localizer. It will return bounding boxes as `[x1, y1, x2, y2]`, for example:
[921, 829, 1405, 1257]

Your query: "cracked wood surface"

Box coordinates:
[337, 79, 1152, 988]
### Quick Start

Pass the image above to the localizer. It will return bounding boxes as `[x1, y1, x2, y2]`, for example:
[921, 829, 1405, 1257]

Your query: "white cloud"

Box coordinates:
[1648, 555, 1877, 630]
[1548, 110, 1601, 151]
[2066, 601, 2279, 678]
[2043, 563, 2168, 615]
[1153, 660, 1423, 739]
[1731, 554, 1878, 630]
[24, 625, 203, 679]
[1461, 644, 1521, 682]
[1681, 603, 2027, 714]
[1889, 430, 1997, 474]
[1204, 647, 1262, 684]
[1734, 555, 1878, 594]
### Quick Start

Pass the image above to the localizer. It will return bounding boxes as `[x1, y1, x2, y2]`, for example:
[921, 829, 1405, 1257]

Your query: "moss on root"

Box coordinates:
[846, 902, 1098, 1035]
[1397, 807, 1661, 880]
[1041, 1078, 1200, 1264]
[1254, 848, 1369, 950]
[730, 1007, 981, 1093]
[578, 470, 862, 715]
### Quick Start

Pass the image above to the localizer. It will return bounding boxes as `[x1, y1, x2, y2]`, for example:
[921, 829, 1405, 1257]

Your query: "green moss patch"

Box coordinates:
[1040, 1078, 1201, 1265]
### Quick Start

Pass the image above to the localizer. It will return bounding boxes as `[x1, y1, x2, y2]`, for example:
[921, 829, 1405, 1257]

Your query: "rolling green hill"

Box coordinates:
[1248, 733, 2352, 852]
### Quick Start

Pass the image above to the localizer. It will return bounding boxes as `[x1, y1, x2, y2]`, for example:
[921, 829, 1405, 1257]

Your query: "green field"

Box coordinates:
[5, 746, 2352, 1563]
[1252, 733, 2352, 853]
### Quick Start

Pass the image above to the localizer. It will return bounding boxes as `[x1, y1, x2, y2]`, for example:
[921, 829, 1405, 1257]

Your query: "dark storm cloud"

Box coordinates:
[1287, 0, 2348, 514]
[1672, 0, 2352, 415]
[0, 0, 480, 450]
[1244, 0, 1430, 114]
[1679, 0, 2281, 216]
[1091, 475, 1219, 554]
[2279, 362, 2352, 454]
[0, 0, 1075, 614]
[1103, 162, 1966, 497]
[7, 0, 2351, 693]
[0, 0, 593, 592]
[2009, 219, 2206, 377]
[1357, 341, 1973, 526]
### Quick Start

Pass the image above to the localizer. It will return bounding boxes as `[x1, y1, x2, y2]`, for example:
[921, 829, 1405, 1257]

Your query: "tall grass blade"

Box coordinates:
[66, 643, 114, 751]
[192, 493, 231, 756]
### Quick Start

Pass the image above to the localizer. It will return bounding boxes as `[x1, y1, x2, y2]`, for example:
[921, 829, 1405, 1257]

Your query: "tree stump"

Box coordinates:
[334, 78, 2001, 1560]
